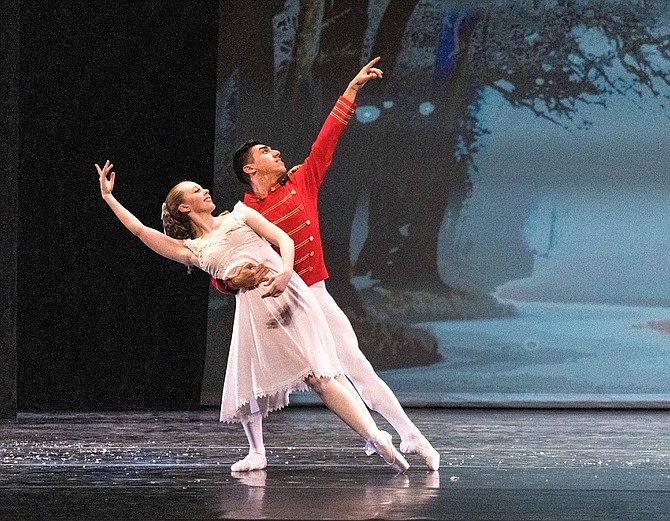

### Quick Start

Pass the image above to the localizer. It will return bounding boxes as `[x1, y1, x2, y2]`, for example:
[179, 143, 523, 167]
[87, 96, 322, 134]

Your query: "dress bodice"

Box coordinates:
[185, 202, 282, 280]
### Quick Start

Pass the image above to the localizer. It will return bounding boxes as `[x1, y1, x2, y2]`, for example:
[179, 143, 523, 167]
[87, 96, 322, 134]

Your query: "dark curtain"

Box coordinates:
[17, 1, 219, 410]
[0, 0, 19, 420]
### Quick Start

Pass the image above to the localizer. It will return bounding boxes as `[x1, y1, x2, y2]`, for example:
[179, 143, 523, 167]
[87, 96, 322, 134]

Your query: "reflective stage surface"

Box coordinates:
[2, 407, 670, 520]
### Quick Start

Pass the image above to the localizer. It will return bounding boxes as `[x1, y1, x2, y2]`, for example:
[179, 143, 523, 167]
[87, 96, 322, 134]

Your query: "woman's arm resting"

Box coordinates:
[240, 205, 294, 298]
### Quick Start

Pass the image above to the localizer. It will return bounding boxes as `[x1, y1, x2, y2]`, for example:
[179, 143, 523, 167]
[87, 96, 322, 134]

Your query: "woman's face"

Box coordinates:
[177, 182, 216, 215]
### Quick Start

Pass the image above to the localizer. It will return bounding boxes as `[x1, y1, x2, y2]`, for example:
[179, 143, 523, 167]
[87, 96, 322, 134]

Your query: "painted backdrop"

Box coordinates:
[201, 0, 670, 407]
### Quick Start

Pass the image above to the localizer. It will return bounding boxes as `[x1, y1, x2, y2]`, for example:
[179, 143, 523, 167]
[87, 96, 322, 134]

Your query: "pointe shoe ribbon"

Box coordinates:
[369, 430, 409, 475]
[364, 439, 377, 456]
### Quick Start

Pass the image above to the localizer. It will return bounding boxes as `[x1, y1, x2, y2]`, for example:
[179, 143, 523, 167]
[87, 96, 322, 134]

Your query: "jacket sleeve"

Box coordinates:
[298, 96, 356, 189]
[210, 276, 238, 295]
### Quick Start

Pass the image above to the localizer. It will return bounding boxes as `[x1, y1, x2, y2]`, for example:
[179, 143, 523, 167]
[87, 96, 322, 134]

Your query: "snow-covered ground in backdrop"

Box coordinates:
[365, 301, 670, 406]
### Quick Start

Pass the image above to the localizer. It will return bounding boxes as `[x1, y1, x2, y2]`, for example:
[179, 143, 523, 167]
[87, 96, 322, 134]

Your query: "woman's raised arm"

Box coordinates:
[96, 160, 196, 266]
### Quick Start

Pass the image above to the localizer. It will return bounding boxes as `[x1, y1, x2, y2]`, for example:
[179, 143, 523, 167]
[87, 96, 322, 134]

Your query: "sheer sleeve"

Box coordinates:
[231, 201, 248, 224]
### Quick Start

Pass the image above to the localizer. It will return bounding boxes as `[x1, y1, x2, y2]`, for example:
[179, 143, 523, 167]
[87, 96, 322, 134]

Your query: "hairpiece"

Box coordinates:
[161, 202, 168, 234]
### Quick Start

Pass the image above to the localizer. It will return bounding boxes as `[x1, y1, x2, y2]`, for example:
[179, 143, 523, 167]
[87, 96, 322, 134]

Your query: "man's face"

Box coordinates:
[247, 144, 286, 179]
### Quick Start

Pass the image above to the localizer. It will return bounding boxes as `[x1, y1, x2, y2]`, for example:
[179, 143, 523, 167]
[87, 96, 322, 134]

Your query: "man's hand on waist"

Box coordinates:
[228, 263, 271, 291]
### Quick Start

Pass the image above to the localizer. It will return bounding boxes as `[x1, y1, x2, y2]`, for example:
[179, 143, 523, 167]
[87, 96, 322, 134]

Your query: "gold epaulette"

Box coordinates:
[287, 164, 302, 177]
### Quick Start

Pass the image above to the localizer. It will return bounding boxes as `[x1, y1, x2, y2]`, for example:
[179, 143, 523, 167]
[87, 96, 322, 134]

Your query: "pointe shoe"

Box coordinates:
[400, 438, 440, 471]
[369, 431, 410, 475]
[230, 451, 267, 472]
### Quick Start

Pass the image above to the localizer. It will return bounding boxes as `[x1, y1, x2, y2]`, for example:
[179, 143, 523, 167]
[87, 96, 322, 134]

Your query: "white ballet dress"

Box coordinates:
[185, 202, 344, 423]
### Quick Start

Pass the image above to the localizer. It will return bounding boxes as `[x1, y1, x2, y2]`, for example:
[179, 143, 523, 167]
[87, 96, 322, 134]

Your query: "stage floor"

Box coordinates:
[2, 407, 670, 520]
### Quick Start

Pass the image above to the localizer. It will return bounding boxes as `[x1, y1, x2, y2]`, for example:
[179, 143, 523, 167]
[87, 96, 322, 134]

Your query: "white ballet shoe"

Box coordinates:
[369, 431, 410, 475]
[400, 438, 440, 471]
[230, 451, 267, 472]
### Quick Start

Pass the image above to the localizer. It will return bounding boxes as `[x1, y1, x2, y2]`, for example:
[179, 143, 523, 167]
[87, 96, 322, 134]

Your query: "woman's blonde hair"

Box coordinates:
[161, 182, 195, 239]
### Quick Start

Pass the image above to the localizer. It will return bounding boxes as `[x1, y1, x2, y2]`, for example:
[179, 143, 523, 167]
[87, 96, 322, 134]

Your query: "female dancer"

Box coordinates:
[95, 160, 409, 474]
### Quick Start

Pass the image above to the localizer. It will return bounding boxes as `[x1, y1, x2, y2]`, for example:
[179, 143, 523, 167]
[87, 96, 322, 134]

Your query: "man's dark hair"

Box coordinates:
[233, 140, 262, 186]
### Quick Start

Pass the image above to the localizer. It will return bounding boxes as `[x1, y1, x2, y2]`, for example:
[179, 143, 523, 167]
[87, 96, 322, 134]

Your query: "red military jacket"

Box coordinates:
[244, 96, 356, 287]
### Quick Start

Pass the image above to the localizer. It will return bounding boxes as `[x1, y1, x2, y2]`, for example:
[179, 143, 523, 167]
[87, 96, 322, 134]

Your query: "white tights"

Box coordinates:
[232, 419, 267, 472]
[233, 374, 380, 472]
[309, 282, 426, 444]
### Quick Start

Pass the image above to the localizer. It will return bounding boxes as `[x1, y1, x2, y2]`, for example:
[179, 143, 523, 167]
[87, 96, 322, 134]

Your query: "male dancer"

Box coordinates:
[215, 57, 439, 471]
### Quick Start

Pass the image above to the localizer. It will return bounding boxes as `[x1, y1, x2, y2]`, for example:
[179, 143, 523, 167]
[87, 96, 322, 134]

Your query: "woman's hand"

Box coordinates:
[261, 270, 292, 299]
[95, 160, 115, 198]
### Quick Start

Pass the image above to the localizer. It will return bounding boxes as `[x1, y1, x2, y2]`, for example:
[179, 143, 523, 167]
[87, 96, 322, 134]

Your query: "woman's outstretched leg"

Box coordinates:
[310, 283, 440, 470]
[306, 374, 409, 474]
[231, 418, 267, 472]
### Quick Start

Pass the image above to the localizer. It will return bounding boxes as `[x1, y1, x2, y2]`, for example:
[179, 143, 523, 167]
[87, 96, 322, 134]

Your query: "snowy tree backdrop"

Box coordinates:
[200, 0, 670, 406]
